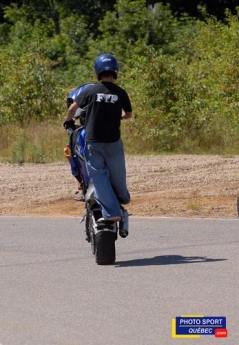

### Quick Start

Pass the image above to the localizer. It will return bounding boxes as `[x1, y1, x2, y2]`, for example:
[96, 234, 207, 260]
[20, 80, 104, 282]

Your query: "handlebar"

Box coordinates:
[63, 106, 88, 135]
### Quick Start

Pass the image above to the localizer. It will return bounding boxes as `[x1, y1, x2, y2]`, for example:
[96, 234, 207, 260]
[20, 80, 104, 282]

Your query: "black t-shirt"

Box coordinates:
[75, 81, 132, 143]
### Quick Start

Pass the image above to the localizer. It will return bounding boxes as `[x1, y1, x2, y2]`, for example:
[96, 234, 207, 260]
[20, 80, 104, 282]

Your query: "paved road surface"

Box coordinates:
[0, 216, 238, 344]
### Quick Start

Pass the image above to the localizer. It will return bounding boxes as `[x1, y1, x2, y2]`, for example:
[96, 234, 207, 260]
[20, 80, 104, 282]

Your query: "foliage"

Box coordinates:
[121, 10, 239, 153]
[0, 49, 65, 126]
[1, 0, 239, 159]
[87, 1, 181, 61]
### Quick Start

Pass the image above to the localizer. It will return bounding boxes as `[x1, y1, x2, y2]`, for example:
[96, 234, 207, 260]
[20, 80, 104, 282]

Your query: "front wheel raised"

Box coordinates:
[95, 231, 116, 265]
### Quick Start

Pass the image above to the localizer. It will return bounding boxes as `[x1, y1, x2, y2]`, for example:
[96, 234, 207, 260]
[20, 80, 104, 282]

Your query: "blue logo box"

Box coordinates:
[176, 316, 226, 335]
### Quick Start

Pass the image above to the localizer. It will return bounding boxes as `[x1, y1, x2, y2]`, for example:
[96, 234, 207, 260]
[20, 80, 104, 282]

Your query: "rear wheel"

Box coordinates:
[95, 230, 116, 265]
[87, 208, 117, 265]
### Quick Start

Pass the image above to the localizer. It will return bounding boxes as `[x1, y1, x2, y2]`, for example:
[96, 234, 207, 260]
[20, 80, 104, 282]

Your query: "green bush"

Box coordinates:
[0, 50, 65, 126]
[1, 1, 239, 158]
[120, 11, 239, 153]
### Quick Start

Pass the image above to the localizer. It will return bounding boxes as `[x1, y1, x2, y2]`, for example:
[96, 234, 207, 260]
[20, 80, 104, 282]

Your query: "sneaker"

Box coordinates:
[97, 216, 121, 222]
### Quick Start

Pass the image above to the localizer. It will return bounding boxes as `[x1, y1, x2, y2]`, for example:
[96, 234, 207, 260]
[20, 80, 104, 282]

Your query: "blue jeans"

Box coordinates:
[84, 139, 130, 218]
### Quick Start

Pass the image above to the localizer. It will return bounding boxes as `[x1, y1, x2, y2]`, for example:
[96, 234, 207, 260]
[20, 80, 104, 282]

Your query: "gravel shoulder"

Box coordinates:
[1, 155, 239, 218]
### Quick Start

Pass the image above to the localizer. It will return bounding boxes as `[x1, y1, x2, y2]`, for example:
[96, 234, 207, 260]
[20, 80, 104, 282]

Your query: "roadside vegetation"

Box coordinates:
[0, 0, 239, 162]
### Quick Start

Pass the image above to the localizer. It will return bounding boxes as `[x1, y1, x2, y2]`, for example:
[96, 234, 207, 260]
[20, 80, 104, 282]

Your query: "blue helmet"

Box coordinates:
[94, 54, 119, 80]
[67, 83, 94, 108]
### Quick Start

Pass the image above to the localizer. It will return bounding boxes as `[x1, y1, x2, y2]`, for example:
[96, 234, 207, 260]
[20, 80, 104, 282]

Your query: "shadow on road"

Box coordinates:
[115, 255, 227, 267]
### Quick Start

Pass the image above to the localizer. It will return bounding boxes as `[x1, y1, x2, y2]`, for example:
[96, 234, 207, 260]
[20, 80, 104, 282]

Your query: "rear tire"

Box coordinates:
[95, 231, 116, 265]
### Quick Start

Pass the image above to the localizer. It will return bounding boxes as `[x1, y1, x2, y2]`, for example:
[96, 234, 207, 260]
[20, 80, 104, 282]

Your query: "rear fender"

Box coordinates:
[90, 208, 117, 235]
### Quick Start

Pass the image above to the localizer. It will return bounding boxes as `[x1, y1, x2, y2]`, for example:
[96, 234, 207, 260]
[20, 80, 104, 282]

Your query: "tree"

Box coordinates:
[148, 0, 238, 20]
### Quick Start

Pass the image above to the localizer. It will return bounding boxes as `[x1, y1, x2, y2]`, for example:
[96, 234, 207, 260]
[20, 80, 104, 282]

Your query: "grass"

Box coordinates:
[2, 120, 239, 163]
[0, 122, 69, 163]
[187, 203, 201, 211]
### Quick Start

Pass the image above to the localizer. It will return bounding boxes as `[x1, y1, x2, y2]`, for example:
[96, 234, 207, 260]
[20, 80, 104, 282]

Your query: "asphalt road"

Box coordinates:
[0, 216, 238, 345]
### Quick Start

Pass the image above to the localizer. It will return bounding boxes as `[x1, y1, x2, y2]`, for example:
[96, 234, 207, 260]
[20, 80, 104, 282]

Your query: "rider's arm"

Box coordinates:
[65, 101, 79, 121]
[122, 110, 132, 119]
[122, 89, 132, 119]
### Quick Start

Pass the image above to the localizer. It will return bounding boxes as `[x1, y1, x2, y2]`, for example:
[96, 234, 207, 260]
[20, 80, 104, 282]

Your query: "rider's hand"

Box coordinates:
[63, 119, 75, 130]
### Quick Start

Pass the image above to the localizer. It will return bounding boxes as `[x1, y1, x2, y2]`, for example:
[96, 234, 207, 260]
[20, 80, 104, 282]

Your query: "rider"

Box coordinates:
[64, 54, 132, 223]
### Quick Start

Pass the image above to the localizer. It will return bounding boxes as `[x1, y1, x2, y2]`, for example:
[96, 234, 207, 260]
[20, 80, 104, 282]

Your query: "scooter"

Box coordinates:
[64, 114, 129, 265]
